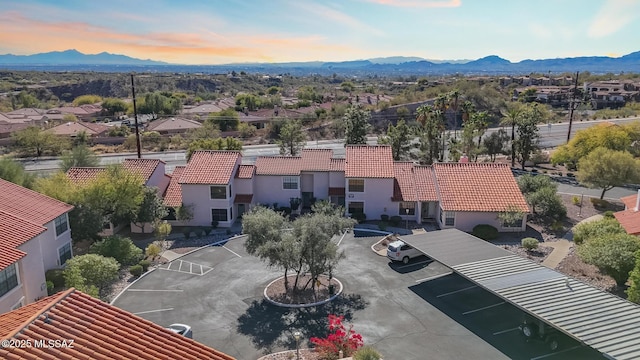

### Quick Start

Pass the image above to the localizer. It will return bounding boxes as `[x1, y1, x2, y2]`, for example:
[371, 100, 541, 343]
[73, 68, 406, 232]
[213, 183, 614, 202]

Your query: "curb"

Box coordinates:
[370, 234, 394, 257]
[109, 234, 247, 305]
[263, 275, 343, 308]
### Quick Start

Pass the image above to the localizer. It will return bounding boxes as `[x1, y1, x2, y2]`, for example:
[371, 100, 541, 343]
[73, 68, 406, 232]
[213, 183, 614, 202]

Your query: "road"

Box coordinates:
[20, 117, 639, 174]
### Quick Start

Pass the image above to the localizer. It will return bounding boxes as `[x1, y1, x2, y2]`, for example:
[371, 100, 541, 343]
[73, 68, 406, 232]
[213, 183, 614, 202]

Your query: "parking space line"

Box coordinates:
[463, 302, 505, 315]
[223, 245, 242, 258]
[166, 262, 172, 270]
[437, 285, 477, 297]
[178, 260, 183, 272]
[493, 327, 519, 335]
[133, 308, 174, 315]
[530, 345, 584, 360]
[415, 272, 454, 283]
[396, 259, 433, 270]
[190, 262, 193, 273]
[201, 267, 214, 276]
[127, 289, 184, 292]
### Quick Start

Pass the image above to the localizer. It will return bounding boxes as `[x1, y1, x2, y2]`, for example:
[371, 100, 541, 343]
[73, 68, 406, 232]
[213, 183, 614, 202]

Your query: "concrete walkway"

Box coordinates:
[540, 214, 603, 269]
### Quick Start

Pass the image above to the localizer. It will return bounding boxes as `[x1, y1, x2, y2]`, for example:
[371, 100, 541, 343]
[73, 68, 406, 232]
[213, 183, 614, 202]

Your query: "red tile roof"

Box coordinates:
[345, 146, 394, 178]
[621, 194, 639, 210]
[0, 211, 46, 271]
[615, 193, 640, 235]
[328, 187, 345, 196]
[163, 166, 185, 207]
[122, 158, 164, 183]
[0, 179, 73, 226]
[0, 296, 54, 338]
[330, 158, 345, 171]
[414, 165, 438, 202]
[0, 288, 236, 360]
[234, 194, 253, 203]
[66, 167, 106, 185]
[235, 165, 255, 179]
[255, 156, 301, 175]
[180, 151, 240, 184]
[48, 121, 109, 136]
[392, 162, 418, 201]
[300, 149, 333, 171]
[433, 163, 529, 212]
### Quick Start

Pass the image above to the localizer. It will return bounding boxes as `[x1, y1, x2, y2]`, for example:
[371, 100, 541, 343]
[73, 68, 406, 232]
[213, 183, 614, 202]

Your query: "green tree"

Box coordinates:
[573, 217, 625, 245]
[235, 93, 262, 111]
[378, 119, 411, 160]
[267, 86, 281, 95]
[415, 105, 444, 165]
[72, 130, 89, 146]
[343, 106, 370, 145]
[517, 174, 565, 219]
[155, 221, 172, 250]
[577, 147, 640, 199]
[89, 236, 143, 266]
[64, 254, 120, 288]
[137, 92, 181, 115]
[63, 265, 99, 298]
[578, 233, 640, 286]
[515, 104, 542, 170]
[133, 187, 168, 233]
[207, 108, 240, 132]
[15, 91, 39, 108]
[626, 251, 640, 303]
[59, 145, 99, 172]
[278, 119, 306, 156]
[12, 126, 68, 157]
[185, 121, 220, 140]
[72, 94, 102, 106]
[501, 103, 523, 168]
[0, 157, 36, 189]
[340, 81, 355, 94]
[483, 129, 509, 162]
[186, 137, 243, 160]
[101, 98, 129, 115]
[552, 123, 632, 168]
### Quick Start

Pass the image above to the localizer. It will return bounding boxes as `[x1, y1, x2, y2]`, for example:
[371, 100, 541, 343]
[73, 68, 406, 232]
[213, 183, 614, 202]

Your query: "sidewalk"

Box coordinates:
[540, 214, 603, 269]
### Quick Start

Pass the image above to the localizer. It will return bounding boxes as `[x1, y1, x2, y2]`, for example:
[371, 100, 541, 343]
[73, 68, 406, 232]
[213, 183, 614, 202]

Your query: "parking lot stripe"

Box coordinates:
[415, 272, 454, 283]
[529, 345, 583, 360]
[166, 262, 172, 270]
[223, 245, 242, 258]
[126, 289, 184, 292]
[463, 302, 505, 315]
[178, 260, 183, 271]
[396, 259, 433, 270]
[437, 285, 478, 297]
[492, 327, 519, 336]
[190, 262, 193, 273]
[133, 308, 174, 315]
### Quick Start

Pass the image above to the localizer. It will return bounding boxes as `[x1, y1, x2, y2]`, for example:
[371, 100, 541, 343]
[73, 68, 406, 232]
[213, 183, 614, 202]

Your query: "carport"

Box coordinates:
[401, 229, 640, 360]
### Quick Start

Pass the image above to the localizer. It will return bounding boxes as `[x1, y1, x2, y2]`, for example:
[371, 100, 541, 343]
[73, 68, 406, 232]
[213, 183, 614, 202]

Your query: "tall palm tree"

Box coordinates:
[448, 90, 460, 137]
[501, 103, 523, 168]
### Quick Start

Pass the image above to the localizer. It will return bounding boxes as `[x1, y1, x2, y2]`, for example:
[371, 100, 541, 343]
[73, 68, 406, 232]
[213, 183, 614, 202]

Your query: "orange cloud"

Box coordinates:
[364, 0, 461, 7]
[0, 11, 362, 64]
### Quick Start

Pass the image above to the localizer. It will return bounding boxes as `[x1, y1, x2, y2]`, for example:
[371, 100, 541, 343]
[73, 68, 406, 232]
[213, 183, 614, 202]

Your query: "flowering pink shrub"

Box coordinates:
[311, 314, 364, 360]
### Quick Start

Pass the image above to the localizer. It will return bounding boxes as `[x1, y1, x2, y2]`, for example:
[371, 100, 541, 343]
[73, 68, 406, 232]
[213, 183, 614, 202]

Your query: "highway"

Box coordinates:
[20, 117, 639, 174]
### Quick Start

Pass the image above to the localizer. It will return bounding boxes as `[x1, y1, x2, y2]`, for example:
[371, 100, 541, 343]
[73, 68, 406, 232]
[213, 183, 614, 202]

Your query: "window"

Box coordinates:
[58, 243, 72, 266]
[283, 176, 299, 190]
[444, 211, 455, 226]
[211, 208, 228, 222]
[348, 202, 364, 214]
[502, 218, 523, 228]
[210, 186, 227, 199]
[399, 202, 416, 216]
[348, 179, 364, 192]
[0, 263, 19, 298]
[54, 214, 68, 237]
[229, 185, 232, 198]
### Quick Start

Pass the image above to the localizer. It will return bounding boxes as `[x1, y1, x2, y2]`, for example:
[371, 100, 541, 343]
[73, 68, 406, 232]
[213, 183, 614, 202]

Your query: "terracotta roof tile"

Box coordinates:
[162, 166, 185, 207]
[433, 163, 529, 212]
[330, 158, 345, 171]
[300, 149, 333, 171]
[0, 211, 46, 271]
[122, 158, 164, 183]
[392, 162, 417, 201]
[255, 156, 301, 175]
[345, 146, 394, 178]
[235, 165, 255, 179]
[0, 289, 235, 360]
[0, 179, 73, 225]
[621, 194, 639, 210]
[414, 165, 438, 201]
[614, 209, 640, 235]
[179, 151, 240, 184]
[48, 122, 109, 136]
[66, 167, 106, 185]
[234, 194, 253, 203]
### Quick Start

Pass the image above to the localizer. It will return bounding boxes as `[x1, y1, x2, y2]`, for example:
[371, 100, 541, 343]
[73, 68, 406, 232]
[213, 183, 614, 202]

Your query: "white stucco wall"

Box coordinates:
[181, 184, 234, 227]
[40, 214, 72, 271]
[254, 175, 301, 207]
[16, 236, 48, 303]
[448, 211, 527, 233]
[329, 171, 344, 187]
[147, 163, 169, 194]
[312, 172, 330, 201]
[233, 178, 254, 196]
[0, 265, 26, 314]
[301, 173, 314, 193]
[345, 178, 394, 220]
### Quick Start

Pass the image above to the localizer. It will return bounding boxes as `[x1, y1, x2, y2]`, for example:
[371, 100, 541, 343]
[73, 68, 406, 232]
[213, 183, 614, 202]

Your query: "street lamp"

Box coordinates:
[405, 208, 410, 230]
[293, 331, 301, 360]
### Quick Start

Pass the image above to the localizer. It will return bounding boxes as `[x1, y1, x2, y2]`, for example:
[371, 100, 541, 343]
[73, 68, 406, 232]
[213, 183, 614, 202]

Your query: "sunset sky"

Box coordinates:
[1, 0, 639, 65]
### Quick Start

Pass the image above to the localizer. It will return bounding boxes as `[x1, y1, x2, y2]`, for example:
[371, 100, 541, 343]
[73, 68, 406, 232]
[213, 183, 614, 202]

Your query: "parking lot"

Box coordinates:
[112, 233, 603, 359]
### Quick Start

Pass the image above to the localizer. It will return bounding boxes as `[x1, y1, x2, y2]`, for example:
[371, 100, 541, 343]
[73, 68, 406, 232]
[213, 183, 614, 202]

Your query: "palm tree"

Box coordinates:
[461, 101, 475, 124]
[416, 105, 443, 165]
[448, 90, 460, 137]
[501, 103, 523, 168]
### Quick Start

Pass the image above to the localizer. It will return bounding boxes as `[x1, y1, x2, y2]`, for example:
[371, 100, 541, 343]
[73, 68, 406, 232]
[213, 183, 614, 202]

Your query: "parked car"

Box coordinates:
[387, 240, 425, 264]
[519, 317, 563, 351]
[166, 324, 192, 339]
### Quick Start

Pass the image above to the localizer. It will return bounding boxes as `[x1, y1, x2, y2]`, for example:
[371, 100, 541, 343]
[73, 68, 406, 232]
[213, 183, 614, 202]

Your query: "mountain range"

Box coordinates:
[0, 49, 639, 75]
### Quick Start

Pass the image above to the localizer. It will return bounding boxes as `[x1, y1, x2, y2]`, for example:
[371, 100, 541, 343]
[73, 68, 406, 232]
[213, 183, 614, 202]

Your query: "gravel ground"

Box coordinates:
[257, 349, 320, 360]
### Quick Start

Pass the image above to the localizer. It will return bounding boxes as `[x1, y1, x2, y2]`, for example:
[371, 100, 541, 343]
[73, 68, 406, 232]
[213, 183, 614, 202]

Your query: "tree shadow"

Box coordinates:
[237, 293, 368, 354]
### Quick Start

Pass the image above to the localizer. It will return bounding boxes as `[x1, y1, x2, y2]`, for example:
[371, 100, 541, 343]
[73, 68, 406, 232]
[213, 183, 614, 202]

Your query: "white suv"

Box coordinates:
[387, 240, 424, 264]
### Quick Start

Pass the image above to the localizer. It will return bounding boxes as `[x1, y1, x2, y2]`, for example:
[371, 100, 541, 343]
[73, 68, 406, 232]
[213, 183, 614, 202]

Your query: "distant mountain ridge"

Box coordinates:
[0, 49, 639, 75]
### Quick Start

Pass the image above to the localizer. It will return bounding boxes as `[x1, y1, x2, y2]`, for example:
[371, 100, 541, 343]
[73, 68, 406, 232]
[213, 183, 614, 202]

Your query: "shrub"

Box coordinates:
[378, 222, 388, 231]
[45, 269, 65, 289]
[138, 260, 151, 272]
[603, 211, 615, 218]
[352, 213, 366, 222]
[183, 229, 192, 239]
[572, 196, 581, 206]
[521, 237, 539, 251]
[279, 206, 292, 215]
[195, 227, 205, 238]
[145, 243, 162, 259]
[89, 236, 143, 266]
[310, 314, 363, 360]
[46, 280, 55, 295]
[390, 215, 402, 226]
[550, 220, 564, 232]
[573, 217, 625, 244]
[211, 220, 219, 229]
[64, 254, 120, 288]
[578, 233, 640, 286]
[204, 226, 213, 235]
[590, 198, 609, 209]
[353, 346, 382, 360]
[380, 214, 389, 222]
[129, 264, 143, 277]
[472, 224, 498, 241]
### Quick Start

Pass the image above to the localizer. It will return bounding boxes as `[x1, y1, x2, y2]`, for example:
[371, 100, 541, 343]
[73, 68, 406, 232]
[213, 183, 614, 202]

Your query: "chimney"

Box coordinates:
[635, 189, 640, 212]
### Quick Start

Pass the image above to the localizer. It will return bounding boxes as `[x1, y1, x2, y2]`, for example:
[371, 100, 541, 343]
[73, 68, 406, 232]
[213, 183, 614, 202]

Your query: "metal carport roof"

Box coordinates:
[401, 229, 640, 360]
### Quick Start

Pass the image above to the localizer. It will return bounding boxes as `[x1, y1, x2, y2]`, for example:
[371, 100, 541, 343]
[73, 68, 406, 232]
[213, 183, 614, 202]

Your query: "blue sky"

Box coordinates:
[1, 0, 639, 64]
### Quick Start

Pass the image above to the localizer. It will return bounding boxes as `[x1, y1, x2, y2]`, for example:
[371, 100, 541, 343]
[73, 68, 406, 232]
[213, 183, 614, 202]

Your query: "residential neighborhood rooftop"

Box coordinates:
[0, 211, 46, 271]
[66, 167, 106, 185]
[345, 145, 395, 178]
[614, 193, 640, 236]
[179, 151, 241, 185]
[122, 158, 165, 183]
[0, 178, 73, 225]
[163, 166, 185, 207]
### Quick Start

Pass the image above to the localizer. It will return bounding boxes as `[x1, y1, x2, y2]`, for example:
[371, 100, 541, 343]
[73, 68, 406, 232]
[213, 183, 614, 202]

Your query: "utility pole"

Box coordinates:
[130, 73, 142, 158]
[566, 71, 579, 143]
